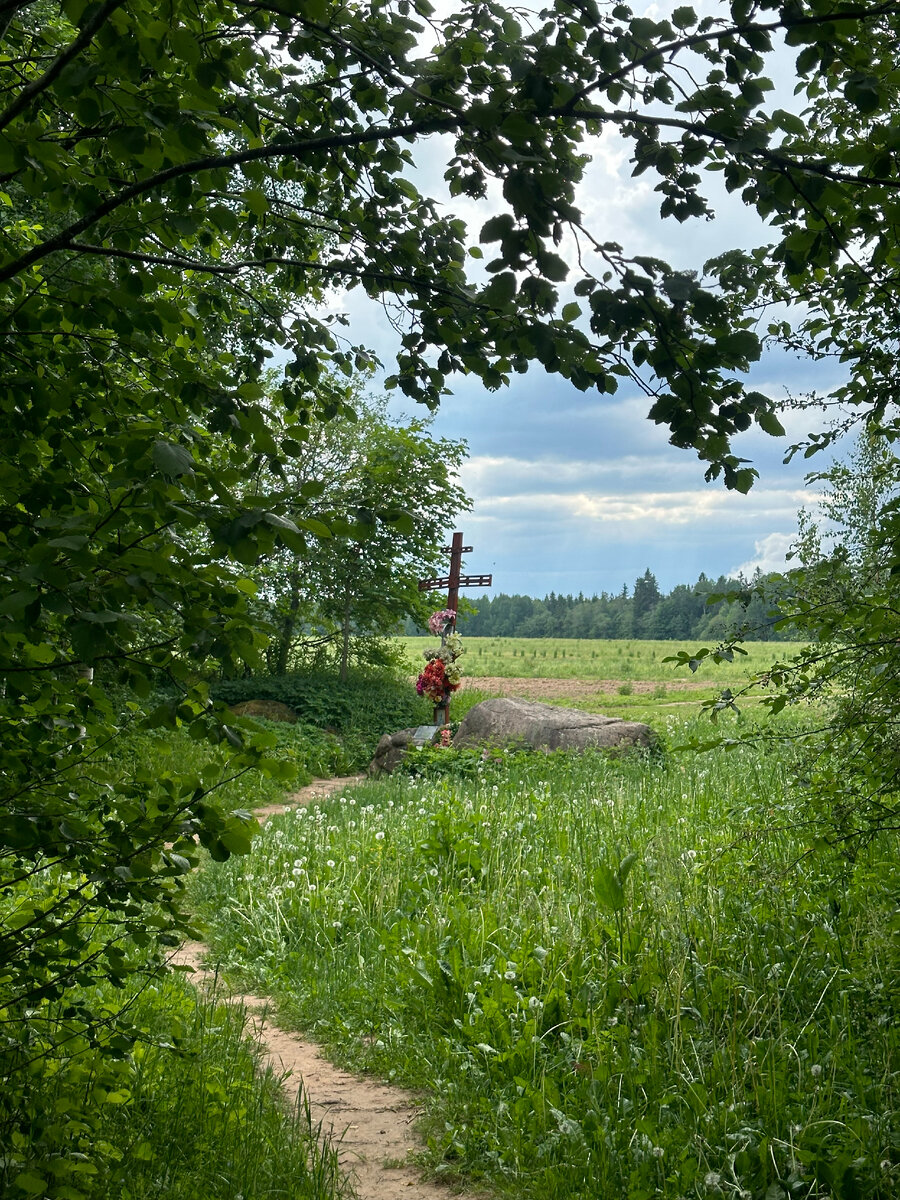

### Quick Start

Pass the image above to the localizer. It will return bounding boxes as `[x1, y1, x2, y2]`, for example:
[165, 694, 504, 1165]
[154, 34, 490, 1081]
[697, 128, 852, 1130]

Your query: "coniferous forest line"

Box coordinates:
[407, 569, 795, 642]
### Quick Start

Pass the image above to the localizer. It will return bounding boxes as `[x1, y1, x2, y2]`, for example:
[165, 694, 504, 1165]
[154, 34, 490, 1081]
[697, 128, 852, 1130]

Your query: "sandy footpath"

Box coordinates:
[175, 776, 480, 1200]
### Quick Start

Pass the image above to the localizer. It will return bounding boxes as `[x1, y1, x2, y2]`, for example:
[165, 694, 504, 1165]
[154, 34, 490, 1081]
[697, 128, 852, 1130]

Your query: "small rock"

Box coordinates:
[228, 699, 297, 723]
[368, 728, 417, 775]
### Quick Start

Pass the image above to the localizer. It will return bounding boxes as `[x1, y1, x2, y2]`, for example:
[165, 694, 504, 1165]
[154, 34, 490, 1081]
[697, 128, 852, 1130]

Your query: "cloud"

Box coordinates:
[730, 532, 798, 578]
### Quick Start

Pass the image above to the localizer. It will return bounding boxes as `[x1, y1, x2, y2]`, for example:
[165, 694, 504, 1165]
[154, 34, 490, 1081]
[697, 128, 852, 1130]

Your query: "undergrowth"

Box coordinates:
[2, 971, 347, 1200]
[212, 671, 430, 757]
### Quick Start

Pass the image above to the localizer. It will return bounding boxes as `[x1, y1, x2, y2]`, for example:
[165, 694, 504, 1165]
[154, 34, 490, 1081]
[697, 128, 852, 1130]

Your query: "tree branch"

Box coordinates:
[0, 0, 127, 134]
[0, 115, 458, 284]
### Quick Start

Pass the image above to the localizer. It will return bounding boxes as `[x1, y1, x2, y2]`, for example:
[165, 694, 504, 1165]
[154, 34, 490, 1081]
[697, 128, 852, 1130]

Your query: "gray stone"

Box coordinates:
[453, 698, 655, 755]
[369, 727, 418, 775]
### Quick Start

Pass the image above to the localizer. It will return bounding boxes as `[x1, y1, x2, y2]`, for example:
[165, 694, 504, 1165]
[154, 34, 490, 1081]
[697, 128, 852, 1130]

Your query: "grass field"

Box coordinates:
[397, 636, 802, 683]
[194, 733, 899, 1199]
[398, 637, 805, 724]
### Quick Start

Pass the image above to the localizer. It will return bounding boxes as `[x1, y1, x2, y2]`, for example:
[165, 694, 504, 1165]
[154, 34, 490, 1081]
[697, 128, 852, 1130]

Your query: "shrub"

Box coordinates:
[212, 672, 429, 760]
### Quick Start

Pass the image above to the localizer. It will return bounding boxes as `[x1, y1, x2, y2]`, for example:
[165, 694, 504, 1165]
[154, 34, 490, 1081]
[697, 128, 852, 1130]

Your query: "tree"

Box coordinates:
[632, 568, 661, 636]
[7, 0, 900, 491]
[253, 392, 470, 679]
[673, 435, 900, 848]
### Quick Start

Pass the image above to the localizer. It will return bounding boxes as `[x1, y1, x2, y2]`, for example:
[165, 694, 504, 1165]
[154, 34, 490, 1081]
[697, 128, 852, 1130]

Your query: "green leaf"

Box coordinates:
[593, 863, 625, 912]
[480, 214, 515, 243]
[13, 1172, 49, 1196]
[152, 441, 195, 477]
[756, 409, 786, 437]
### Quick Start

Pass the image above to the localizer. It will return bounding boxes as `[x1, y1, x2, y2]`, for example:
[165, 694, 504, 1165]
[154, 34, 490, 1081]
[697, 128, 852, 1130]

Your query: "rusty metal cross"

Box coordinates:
[418, 531, 492, 624]
[417, 532, 492, 726]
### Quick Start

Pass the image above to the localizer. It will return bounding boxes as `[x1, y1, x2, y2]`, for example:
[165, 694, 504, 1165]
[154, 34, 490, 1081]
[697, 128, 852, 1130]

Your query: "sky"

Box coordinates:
[322, 4, 843, 600]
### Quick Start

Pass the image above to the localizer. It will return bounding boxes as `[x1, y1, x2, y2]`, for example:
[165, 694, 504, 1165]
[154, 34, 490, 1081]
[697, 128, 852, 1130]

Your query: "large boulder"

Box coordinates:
[454, 698, 655, 755]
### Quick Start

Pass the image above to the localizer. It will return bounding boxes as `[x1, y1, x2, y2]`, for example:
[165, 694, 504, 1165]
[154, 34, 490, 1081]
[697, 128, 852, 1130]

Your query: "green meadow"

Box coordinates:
[194, 726, 899, 1199]
[10, 659, 896, 1200]
[398, 636, 803, 682]
[398, 636, 806, 722]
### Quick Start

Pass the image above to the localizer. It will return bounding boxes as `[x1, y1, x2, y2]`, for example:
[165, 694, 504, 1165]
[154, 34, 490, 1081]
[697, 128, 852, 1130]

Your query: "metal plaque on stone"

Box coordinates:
[412, 725, 442, 746]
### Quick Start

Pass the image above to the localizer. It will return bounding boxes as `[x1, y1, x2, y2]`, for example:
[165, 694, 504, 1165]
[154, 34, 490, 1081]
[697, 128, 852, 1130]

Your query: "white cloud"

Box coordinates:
[730, 532, 797, 578]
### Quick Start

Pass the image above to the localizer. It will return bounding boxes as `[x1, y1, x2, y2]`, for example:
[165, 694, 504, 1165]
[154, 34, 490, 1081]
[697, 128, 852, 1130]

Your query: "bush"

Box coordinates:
[212, 672, 430, 758]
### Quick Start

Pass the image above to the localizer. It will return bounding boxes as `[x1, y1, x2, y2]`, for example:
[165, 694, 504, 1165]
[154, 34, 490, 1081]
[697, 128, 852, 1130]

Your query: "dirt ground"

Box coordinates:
[461, 675, 711, 701]
[176, 775, 476, 1200]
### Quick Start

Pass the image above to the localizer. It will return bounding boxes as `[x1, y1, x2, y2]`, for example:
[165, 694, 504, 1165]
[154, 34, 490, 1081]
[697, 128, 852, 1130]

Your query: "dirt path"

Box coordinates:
[177, 775, 470, 1200]
[253, 773, 367, 823]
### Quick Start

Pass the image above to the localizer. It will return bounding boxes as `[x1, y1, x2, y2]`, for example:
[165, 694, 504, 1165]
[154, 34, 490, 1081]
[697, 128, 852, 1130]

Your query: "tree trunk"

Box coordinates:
[339, 583, 352, 683]
[275, 565, 302, 675]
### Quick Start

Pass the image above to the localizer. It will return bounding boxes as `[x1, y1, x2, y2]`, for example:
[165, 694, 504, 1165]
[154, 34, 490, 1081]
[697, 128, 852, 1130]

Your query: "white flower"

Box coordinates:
[326, 859, 336, 869]
[375, 831, 385, 841]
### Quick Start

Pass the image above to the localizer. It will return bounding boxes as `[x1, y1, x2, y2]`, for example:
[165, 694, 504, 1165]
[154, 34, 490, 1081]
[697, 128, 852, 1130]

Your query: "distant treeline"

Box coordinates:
[409, 570, 795, 641]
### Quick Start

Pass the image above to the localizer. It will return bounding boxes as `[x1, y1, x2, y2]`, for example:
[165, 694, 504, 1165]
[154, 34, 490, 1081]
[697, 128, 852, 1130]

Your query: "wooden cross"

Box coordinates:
[418, 531, 492, 724]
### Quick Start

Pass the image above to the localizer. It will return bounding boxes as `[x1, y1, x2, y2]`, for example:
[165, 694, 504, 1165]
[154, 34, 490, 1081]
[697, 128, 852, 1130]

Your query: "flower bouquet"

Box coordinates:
[428, 608, 457, 637]
[416, 609, 466, 706]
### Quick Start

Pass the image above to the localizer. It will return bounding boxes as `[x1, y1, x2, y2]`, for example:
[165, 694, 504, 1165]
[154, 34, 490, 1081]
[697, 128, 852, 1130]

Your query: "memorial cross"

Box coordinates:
[418, 531, 492, 724]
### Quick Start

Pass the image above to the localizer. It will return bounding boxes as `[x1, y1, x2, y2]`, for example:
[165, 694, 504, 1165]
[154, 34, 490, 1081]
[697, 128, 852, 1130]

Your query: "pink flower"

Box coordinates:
[427, 608, 457, 636]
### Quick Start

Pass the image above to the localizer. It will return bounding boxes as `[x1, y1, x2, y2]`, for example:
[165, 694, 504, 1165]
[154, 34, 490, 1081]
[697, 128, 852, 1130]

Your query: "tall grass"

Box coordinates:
[3, 971, 348, 1200]
[195, 725, 899, 1199]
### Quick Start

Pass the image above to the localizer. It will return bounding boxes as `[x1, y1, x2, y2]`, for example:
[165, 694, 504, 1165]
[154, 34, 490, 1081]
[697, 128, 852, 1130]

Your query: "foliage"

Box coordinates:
[8, 0, 890, 486]
[121, 721, 358, 803]
[195, 738, 899, 1199]
[673, 436, 900, 849]
[251, 390, 469, 679]
[211, 672, 431, 762]
[1, 970, 346, 1200]
[430, 572, 796, 641]
[5, 0, 900, 1189]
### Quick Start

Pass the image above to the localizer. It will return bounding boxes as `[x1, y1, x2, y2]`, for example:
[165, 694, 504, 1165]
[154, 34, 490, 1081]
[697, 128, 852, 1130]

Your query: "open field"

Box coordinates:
[399, 637, 805, 722]
[398, 636, 803, 683]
